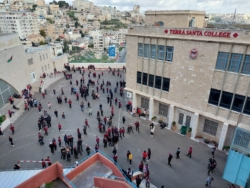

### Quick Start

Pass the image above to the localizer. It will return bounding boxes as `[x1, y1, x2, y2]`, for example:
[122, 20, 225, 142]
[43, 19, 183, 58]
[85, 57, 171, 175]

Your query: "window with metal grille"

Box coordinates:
[232, 94, 245, 112]
[155, 76, 162, 89]
[137, 71, 142, 84]
[242, 55, 250, 75]
[165, 46, 174, 62]
[141, 97, 149, 109]
[142, 73, 148, 85]
[178, 113, 184, 125]
[208, 88, 221, 105]
[159, 103, 168, 117]
[158, 45, 164, 60]
[203, 119, 218, 136]
[233, 128, 250, 149]
[220, 91, 233, 109]
[144, 44, 150, 58]
[28, 58, 33, 65]
[148, 74, 154, 87]
[243, 97, 250, 115]
[185, 115, 191, 127]
[228, 53, 243, 73]
[215, 52, 229, 71]
[138, 43, 143, 57]
[151, 45, 156, 59]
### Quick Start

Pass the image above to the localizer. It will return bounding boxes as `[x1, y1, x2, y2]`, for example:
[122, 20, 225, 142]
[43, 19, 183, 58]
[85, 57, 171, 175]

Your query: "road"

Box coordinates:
[116, 48, 126, 63]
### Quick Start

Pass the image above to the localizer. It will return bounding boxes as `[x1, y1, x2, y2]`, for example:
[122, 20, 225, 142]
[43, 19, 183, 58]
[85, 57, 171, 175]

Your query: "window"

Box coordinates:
[242, 55, 250, 75]
[165, 46, 174, 62]
[185, 116, 191, 127]
[215, 52, 229, 71]
[158, 45, 164, 60]
[155, 76, 162, 89]
[208, 89, 221, 105]
[232, 94, 245, 112]
[220, 91, 233, 109]
[155, 21, 164, 26]
[162, 77, 170, 92]
[142, 73, 148, 85]
[159, 103, 168, 117]
[48, 64, 50, 69]
[137, 71, 142, 84]
[43, 54, 45, 60]
[141, 97, 149, 109]
[203, 119, 218, 136]
[40, 55, 42, 61]
[28, 58, 33, 65]
[243, 97, 250, 115]
[228, 53, 243, 73]
[148, 74, 154, 87]
[178, 113, 184, 125]
[45, 65, 47, 70]
[42, 66, 44, 72]
[144, 44, 150, 58]
[151, 45, 156, 59]
[138, 43, 143, 57]
[46, 53, 48, 59]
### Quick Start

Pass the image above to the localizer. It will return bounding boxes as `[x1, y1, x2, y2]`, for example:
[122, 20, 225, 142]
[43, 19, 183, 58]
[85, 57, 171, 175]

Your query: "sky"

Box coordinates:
[53, 0, 250, 14]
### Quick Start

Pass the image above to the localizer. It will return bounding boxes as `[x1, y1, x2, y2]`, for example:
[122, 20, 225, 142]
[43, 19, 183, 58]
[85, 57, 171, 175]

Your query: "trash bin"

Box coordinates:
[181, 126, 187, 135]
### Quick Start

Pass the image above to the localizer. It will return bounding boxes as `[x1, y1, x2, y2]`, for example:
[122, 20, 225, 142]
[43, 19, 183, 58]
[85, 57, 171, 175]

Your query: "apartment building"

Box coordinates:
[89, 30, 104, 52]
[114, 29, 127, 45]
[0, 11, 39, 38]
[125, 11, 250, 150]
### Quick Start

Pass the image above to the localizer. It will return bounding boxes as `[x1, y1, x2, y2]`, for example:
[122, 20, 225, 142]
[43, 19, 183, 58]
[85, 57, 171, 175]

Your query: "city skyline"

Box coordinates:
[43, 0, 250, 14]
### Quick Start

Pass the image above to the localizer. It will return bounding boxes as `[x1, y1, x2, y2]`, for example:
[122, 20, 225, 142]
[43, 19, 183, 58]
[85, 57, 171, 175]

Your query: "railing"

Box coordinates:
[62, 173, 76, 188]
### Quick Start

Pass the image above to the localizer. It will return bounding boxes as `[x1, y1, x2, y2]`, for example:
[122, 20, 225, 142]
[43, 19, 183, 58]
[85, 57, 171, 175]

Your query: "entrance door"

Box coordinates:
[30, 72, 36, 82]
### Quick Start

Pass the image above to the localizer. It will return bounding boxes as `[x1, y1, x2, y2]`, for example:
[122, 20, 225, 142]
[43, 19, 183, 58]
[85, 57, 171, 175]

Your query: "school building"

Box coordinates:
[125, 10, 250, 150]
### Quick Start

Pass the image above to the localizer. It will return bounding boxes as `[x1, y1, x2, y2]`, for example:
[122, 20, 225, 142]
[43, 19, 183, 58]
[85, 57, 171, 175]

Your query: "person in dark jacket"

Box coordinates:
[168, 153, 173, 167]
[147, 148, 151, 161]
[136, 175, 142, 188]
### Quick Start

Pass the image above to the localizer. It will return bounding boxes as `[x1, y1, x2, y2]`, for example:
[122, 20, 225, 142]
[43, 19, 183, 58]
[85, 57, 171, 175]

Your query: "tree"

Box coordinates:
[55, 38, 61, 42]
[75, 21, 79, 28]
[63, 40, 69, 53]
[40, 30, 46, 38]
[79, 30, 84, 38]
[58, 1, 69, 8]
[66, 24, 70, 28]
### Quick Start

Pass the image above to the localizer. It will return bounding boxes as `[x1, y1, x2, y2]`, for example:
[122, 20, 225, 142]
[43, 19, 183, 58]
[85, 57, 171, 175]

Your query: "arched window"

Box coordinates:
[0, 79, 18, 109]
[155, 21, 164, 26]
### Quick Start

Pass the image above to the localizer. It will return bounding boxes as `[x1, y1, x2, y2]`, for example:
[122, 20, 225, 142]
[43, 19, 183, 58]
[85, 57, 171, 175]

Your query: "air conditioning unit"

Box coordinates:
[127, 92, 132, 98]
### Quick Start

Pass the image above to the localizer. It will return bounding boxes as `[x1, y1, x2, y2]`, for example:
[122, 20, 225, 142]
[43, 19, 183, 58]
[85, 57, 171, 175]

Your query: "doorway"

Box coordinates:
[30, 72, 36, 82]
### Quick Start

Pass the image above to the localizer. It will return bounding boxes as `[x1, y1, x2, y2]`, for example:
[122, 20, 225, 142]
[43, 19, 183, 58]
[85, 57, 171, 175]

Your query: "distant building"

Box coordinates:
[0, 11, 39, 39]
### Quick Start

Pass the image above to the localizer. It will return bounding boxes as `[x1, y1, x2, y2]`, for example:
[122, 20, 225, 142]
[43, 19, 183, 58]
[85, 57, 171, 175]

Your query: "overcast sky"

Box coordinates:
[47, 0, 250, 14]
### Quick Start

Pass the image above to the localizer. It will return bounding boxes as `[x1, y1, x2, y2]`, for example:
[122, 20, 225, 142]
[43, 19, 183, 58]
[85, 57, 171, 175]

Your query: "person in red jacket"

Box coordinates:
[68, 99, 72, 108]
[58, 123, 62, 131]
[58, 136, 61, 147]
[103, 116, 107, 125]
[44, 126, 48, 135]
[139, 161, 144, 172]
[113, 154, 118, 164]
[42, 92, 45, 99]
[85, 119, 90, 128]
[96, 136, 100, 147]
[76, 93, 79, 101]
[186, 146, 192, 158]
[41, 159, 46, 168]
[142, 150, 147, 162]
[10, 124, 15, 135]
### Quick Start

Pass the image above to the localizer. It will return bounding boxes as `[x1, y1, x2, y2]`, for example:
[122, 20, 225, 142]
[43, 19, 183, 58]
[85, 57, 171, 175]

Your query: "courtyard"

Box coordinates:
[0, 70, 230, 188]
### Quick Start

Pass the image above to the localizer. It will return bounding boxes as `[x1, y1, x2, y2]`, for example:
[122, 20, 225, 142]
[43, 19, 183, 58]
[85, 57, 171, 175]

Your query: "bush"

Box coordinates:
[158, 120, 163, 123]
[204, 139, 210, 144]
[0, 116, 5, 124]
[151, 116, 156, 121]
[223, 146, 230, 150]
[188, 127, 192, 132]
[172, 121, 176, 126]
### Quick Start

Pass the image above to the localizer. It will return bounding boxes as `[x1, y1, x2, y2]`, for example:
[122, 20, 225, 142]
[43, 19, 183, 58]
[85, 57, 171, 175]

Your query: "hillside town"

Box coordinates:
[0, 0, 144, 62]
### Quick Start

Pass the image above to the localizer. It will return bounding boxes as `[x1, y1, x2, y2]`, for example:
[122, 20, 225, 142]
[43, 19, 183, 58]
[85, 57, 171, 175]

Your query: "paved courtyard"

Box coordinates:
[0, 69, 230, 188]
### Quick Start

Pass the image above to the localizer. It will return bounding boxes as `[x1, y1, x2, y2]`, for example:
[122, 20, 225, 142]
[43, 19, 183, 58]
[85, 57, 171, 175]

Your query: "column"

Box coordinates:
[218, 123, 229, 150]
[191, 113, 199, 139]
[148, 98, 154, 121]
[167, 105, 174, 129]
[132, 92, 137, 109]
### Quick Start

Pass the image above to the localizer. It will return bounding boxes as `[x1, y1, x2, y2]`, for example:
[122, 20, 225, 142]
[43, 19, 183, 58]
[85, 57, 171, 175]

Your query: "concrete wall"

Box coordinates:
[69, 63, 126, 69]
[16, 162, 72, 188]
[94, 177, 131, 188]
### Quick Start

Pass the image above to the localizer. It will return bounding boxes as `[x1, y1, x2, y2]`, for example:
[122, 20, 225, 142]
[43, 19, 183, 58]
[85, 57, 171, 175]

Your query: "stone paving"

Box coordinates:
[0, 70, 230, 188]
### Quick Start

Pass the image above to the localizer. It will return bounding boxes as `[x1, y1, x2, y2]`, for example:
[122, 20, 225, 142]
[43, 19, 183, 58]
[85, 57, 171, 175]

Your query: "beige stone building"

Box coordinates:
[125, 24, 250, 150]
[27, 34, 44, 42]
[144, 10, 206, 28]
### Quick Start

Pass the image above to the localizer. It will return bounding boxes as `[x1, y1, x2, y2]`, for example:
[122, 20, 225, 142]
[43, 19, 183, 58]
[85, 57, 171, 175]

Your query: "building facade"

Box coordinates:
[0, 11, 39, 39]
[125, 25, 250, 150]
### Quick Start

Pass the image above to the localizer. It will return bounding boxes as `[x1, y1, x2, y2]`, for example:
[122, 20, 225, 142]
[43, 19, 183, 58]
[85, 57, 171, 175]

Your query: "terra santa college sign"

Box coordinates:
[164, 29, 239, 38]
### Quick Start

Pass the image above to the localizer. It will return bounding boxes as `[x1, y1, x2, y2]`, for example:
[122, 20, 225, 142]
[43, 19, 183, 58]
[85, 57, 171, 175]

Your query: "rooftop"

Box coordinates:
[25, 45, 51, 53]
[145, 10, 206, 15]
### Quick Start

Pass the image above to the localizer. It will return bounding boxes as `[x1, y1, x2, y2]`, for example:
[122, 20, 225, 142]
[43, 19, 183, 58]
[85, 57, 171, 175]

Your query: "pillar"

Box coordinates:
[148, 98, 154, 121]
[132, 92, 137, 109]
[191, 113, 199, 139]
[218, 123, 229, 150]
[167, 105, 174, 129]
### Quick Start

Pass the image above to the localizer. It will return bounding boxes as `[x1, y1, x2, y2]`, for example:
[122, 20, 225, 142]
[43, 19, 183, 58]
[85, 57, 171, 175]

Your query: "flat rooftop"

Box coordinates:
[145, 10, 206, 15]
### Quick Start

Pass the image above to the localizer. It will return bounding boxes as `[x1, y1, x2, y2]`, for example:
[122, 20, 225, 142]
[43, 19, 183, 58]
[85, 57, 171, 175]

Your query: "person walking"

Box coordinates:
[80, 101, 84, 112]
[48, 102, 52, 109]
[88, 107, 92, 116]
[176, 147, 180, 159]
[147, 148, 151, 161]
[128, 152, 133, 166]
[62, 112, 65, 119]
[113, 154, 118, 164]
[10, 124, 15, 135]
[68, 99, 72, 108]
[58, 123, 62, 131]
[54, 109, 58, 118]
[211, 146, 216, 157]
[150, 124, 155, 137]
[139, 161, 144, 172]
[9, 136, 14, 146]
[205, 176, 214, 187]
[96, 136, 100, 147]
[122, 116, 126, 124]
[86, 145, 91, 155]
[85, 119, 90, 128]
[142, 150, 147, 162]
[136, 175, 142, 188]
[186, 146, 192, 158]
[168, 153, 173, 167]
[41, 159, 46, 168]
[95, 144, 99, 153]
